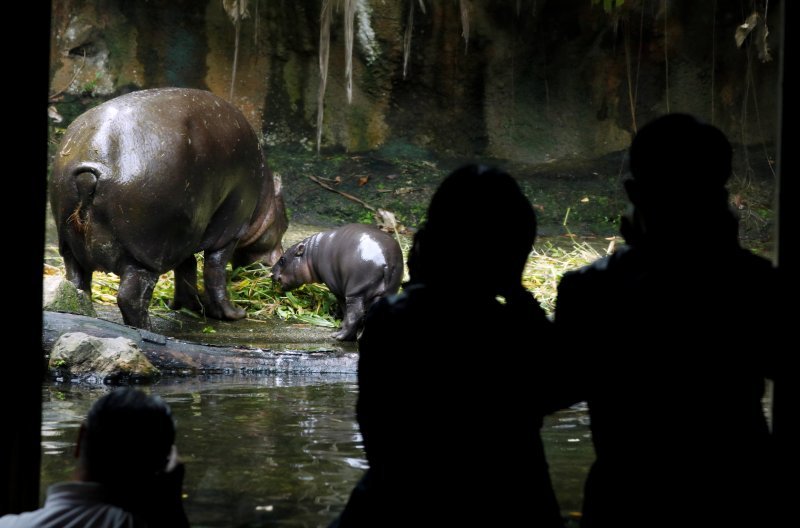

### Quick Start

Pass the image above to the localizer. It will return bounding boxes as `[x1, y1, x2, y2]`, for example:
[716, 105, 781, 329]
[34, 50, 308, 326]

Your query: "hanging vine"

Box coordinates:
[223, 0, 249, 101]
[735, 1, 775, 180]
[403, 1, 424, 79]
[316, 0, 430, 152]
[316, 0, 369, 152]
[253, 0, 259, 46]
[344, 0, 357, 103]
[403, 2, 414, 80]
[459, 0, 471, 53]
[316, 0, 332, 153]
[623, 12, 637, 132]
[622, 2, 645, 133]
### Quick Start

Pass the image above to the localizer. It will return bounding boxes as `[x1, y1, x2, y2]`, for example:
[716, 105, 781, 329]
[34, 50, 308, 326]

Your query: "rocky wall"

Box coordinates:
[48, 0, 780, 164]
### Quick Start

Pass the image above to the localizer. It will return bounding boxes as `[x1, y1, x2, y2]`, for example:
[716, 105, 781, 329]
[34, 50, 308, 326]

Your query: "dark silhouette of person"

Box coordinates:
[554, 113, 778, 528]
[331, 164, 565, 527]
[0, 388, 189, 528]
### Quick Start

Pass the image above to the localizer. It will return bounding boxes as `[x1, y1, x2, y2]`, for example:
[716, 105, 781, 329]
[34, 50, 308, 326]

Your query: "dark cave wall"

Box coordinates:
[49, 0, 780, 163]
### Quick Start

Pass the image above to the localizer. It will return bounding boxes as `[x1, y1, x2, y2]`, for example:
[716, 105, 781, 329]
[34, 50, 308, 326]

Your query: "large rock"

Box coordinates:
[42, 276, 97, 317]
[49, 332, 160, 383]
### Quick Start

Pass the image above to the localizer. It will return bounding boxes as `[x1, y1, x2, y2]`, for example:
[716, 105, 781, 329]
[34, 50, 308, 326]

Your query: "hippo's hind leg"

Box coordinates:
[117, 263, 159, 329]
[62, 247, 92, 293]
[202, 241, 246, 320]
[333, 296, 365, 341]
[169, 255, 203, 313]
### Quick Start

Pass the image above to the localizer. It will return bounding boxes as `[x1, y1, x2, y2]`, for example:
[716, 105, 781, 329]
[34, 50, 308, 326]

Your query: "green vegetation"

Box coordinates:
[80, 71, 104, 96]
[524, 239, 607, 314]
[47, 236, 604, 326]
[229, 264, 340, 326]
[85, 260, 343, 327]
[357, 209, 374, 224]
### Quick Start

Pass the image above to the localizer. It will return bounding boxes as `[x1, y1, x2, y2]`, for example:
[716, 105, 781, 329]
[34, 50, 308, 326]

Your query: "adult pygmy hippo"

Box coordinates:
[271, 224, 404, 341]
[51, 88, 288, 329]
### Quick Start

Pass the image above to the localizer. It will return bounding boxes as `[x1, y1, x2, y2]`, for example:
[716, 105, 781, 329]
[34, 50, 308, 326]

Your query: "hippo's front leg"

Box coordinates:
[117, 263, 159, 329]
[333, 296, 365, 341]
[202, 242, 246, 320]
[170, 255, 202, 313]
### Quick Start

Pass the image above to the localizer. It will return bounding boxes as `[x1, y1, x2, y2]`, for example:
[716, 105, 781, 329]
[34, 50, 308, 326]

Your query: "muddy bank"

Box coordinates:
[87, 303, 357, 353]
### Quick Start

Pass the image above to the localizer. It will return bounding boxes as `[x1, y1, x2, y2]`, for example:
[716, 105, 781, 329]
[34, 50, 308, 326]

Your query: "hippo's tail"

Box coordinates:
[66, 165, 101, 235]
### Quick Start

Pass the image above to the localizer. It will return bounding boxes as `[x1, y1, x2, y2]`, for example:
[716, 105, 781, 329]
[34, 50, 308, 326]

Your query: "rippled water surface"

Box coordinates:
[40, 377, 592, 527]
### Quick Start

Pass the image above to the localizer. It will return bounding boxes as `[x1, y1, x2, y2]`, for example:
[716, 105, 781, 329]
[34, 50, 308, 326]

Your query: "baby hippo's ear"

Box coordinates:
[296, 243, 305, 256]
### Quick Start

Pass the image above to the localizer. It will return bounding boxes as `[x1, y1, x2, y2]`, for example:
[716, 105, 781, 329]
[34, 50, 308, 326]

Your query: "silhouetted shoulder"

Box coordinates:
[555, 247, 637, 322]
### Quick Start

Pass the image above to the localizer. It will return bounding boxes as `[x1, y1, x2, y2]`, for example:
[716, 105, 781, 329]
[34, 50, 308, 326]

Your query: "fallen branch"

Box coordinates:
[307, 174, 409, 236]
[308, 174, 376, 211]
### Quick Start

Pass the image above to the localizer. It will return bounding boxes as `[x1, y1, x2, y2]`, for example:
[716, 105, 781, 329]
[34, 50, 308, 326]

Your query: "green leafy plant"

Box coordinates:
[229, 264, 340, 326]
[357, 209, 374, 224]
[85, 260, 342, 328]
[274, 289, 338, 327]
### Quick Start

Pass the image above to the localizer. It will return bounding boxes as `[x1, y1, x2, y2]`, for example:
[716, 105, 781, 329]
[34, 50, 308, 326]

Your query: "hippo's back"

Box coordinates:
[315, 223, 404, 298]
[51, 88, 264, 274]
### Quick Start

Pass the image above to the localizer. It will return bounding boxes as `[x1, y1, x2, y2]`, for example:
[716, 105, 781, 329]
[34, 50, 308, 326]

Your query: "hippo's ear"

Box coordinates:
[296, 243, 305, 256]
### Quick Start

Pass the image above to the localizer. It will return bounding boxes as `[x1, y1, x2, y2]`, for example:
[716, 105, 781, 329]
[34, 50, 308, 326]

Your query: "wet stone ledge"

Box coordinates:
[43, 310, 359, 379]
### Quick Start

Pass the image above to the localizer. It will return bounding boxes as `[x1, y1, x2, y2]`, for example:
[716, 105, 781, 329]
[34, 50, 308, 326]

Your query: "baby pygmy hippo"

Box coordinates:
[271, 224, 404, 341]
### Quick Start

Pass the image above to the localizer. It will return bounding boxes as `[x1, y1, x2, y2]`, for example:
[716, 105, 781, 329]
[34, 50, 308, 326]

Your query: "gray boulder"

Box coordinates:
[49, 332, 159, 383]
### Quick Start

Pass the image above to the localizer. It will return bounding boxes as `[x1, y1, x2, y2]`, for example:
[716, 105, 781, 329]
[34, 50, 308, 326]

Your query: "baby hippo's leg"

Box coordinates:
[333, 296, 365, 341]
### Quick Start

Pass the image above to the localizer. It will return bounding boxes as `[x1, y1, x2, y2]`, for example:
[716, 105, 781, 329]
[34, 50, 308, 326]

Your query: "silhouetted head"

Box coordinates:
[623, 113, 737, 245]
[78, 388, 176, 488]
[409, 164, 537, 295]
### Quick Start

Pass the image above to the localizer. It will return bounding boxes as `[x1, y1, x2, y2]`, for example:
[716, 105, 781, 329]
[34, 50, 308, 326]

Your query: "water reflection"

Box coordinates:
[41, 376, 363, 528]
[542, 402, 593, 518]
[40, 376, 592, 527]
